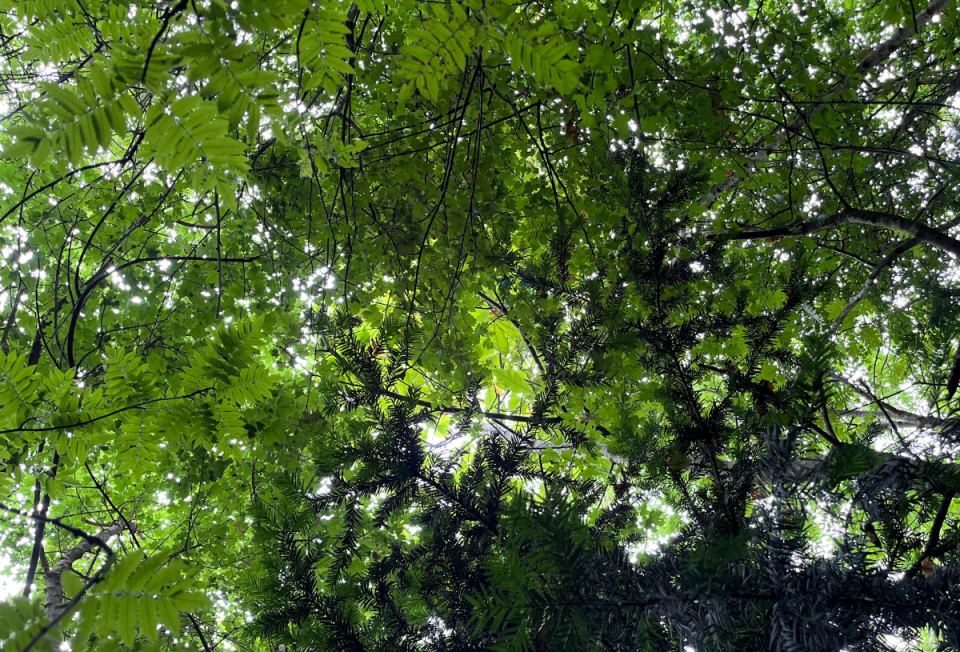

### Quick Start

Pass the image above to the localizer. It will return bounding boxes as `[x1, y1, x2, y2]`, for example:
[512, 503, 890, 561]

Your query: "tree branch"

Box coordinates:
[706, 210, 960, 258]
[44, 522, 126, 620]
[700, 0, 953, 203]
[945, 342, 960, 401]
[903, 491, 955, 579]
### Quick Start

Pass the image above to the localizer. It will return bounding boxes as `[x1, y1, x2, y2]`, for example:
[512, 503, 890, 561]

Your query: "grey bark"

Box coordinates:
[44, 522, 124, 621]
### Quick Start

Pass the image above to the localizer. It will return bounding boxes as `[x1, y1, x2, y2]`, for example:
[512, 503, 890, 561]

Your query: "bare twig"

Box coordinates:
[700, 0, 953, 204]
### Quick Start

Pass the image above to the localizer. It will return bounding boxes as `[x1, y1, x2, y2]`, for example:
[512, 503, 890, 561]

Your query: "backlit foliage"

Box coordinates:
[0, 0, 958, 650]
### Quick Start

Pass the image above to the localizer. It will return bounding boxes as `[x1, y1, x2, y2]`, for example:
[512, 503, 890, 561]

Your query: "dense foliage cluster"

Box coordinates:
[0, 0, 959, 650]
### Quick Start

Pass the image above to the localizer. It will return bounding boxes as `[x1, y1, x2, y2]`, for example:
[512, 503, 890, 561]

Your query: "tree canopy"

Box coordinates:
[1, 0, 960, 650]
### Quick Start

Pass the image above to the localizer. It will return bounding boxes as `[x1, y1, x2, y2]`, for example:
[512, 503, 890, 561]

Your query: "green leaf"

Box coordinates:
[494, 368, 530, 395]
[156, 596, 181, 633]
[118, 594, 138, 645]
[62, 569, 85, 599]
[825, 444, 885, 486]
